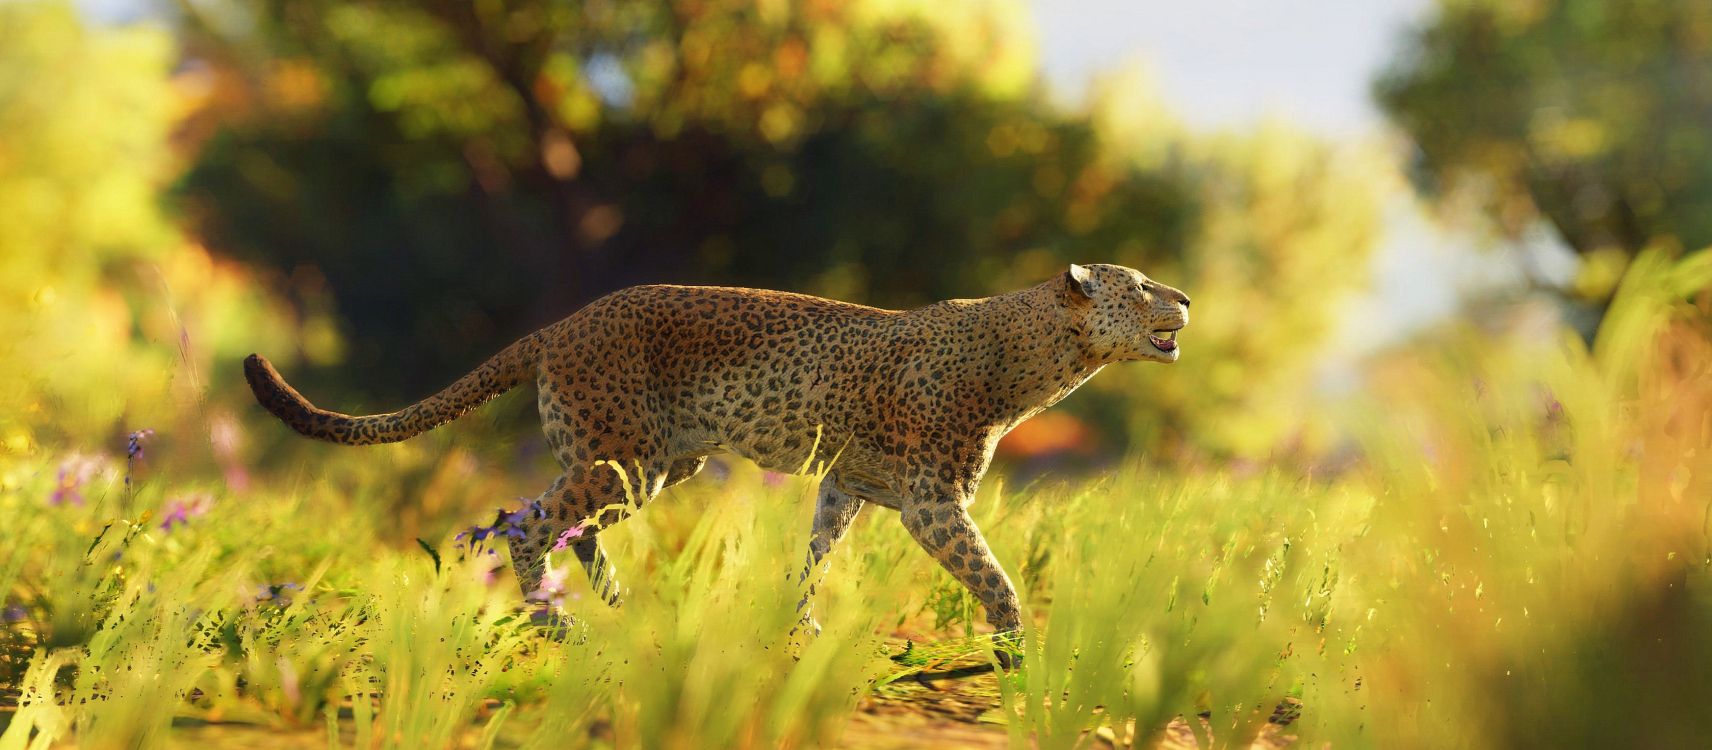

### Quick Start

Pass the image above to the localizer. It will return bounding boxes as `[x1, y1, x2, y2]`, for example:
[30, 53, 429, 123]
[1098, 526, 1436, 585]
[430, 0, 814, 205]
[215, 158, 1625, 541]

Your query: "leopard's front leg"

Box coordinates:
[899, 493, 1023, 663]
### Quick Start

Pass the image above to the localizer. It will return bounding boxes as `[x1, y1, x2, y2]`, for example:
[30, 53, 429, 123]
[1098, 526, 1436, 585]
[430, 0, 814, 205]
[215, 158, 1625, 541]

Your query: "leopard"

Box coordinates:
[243, 263, 1191, 649]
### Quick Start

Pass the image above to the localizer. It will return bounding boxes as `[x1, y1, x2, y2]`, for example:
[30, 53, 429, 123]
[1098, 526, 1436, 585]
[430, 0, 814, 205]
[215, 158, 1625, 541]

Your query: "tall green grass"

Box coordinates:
[2, 250, 1709, 748]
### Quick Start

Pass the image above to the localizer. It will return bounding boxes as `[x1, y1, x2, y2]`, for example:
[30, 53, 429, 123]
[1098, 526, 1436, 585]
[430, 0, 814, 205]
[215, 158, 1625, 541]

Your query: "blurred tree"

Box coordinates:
[0, 1, 322, 460]
[171, 0, 1196, 404]
[1079, 70, 1393, 461]
[1377, 0, 1712, 324]
[1154, 127, 1390, 461]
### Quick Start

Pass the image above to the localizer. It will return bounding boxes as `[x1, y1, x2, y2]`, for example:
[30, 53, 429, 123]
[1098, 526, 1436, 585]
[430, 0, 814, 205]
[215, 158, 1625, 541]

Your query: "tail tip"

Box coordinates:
[244, 353, 292, 407]
[243, 353, 269, 383]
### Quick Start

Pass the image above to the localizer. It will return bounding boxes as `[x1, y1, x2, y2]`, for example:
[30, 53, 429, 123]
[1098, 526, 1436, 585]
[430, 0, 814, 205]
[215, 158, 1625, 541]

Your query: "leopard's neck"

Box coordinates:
[962, 282, 1104, 432]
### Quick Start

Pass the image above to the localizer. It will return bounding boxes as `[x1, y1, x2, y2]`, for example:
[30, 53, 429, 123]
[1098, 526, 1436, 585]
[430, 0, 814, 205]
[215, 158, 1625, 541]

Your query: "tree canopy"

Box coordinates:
[1377, 0, 1712, 315]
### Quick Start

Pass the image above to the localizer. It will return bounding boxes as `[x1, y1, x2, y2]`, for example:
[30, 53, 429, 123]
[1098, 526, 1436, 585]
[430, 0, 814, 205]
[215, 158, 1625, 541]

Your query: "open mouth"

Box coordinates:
[1147, 328, 1180, 353]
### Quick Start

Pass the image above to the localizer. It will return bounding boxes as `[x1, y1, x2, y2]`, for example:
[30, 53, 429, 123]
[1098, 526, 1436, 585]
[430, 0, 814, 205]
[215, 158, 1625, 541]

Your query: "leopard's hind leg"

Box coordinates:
[662, 455, 707, 489]
[516, 355, 676, 610]
[793, 474, 867, 637]
[509, 458, 670, 611]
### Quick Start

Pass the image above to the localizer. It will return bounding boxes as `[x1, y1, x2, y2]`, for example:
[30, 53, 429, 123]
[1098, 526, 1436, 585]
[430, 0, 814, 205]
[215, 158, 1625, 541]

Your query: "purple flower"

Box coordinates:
[254, 582, 303, 606]
[125, 428, 155, 492]
[456, 499, 546, 553]
[501, 500, 548, 527]
[455, 525, 494, 548]
[158, 492, 214, 531]
[126, 429, 155, 461]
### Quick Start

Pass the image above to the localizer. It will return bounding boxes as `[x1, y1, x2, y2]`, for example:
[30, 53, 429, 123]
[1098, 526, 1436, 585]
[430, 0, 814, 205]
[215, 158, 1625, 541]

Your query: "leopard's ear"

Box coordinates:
[1065, 264, 1094, 299]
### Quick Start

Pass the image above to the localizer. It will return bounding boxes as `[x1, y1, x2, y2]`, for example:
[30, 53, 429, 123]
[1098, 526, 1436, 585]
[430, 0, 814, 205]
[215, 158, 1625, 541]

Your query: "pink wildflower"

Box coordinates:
[550, 524, 587, 552]
[49, 453, 110, 507]
[527, 563, 573, 608]
[209, 414, 251, 491]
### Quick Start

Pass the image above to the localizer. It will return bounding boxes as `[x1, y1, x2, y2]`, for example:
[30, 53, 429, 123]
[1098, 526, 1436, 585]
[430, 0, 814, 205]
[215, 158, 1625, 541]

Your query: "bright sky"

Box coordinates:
[1029, 0, 1435, 134]
[1028, 0, 1561, 357]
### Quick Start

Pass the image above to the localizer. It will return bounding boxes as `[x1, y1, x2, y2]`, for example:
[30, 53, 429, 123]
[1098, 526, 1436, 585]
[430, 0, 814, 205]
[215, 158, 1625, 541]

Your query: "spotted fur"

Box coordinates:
[244, 263, 1190, 641]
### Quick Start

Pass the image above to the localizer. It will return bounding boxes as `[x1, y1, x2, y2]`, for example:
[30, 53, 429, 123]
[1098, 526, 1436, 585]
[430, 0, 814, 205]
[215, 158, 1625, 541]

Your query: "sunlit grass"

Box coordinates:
[3, 251, 1710, 748]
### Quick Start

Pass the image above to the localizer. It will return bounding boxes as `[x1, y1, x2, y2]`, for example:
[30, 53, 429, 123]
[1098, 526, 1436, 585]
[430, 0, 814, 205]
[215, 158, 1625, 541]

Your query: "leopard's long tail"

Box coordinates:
[243, 332, 544, 445]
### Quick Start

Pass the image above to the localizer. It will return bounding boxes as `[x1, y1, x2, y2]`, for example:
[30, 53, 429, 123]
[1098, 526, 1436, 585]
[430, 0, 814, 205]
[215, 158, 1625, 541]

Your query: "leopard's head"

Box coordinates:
[1061, 263, 1191, 364]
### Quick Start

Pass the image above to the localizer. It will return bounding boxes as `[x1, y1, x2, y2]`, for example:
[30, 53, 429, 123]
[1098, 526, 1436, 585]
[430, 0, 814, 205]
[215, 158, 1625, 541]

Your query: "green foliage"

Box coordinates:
[1090, 120, 1393, 458]
[0, 1, 332, 481]
[0, 1, 179, 442]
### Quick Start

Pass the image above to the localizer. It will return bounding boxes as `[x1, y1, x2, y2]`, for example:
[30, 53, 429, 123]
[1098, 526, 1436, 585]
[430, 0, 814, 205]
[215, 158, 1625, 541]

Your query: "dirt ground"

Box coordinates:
[841, 645, 1299, 750]
[149, 683, 1297, 750]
